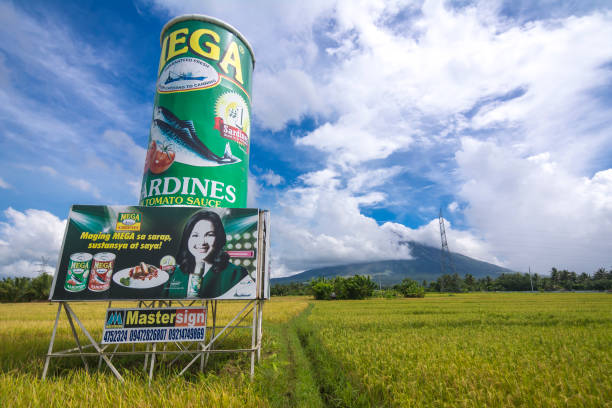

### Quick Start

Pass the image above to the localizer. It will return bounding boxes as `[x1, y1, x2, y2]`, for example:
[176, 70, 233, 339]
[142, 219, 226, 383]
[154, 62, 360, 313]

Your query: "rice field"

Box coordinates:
[1, 293, 610, 407]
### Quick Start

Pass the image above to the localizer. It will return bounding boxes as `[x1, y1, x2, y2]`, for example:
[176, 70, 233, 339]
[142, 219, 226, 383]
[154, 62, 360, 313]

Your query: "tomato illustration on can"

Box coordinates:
[88, 252, 116, 292]
[144, 140, 176, 175]
[65, 253, 93, 292]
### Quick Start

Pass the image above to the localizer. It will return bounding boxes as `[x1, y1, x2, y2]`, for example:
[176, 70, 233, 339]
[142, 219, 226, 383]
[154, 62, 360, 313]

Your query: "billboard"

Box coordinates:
[50, 205, 270, 301]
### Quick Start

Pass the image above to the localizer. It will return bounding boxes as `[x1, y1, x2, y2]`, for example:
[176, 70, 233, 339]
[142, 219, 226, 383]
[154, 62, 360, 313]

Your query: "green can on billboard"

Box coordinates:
[140, 15, 255, 208]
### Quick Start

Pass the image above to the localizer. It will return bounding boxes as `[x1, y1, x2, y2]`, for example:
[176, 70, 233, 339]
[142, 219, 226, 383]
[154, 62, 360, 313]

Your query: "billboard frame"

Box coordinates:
[42, 210, 270, 382]
[41, 298, 264, 382]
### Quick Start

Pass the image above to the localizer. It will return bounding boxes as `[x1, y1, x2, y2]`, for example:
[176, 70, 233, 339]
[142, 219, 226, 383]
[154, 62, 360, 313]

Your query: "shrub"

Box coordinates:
[310, 278, 334, 300]
[310, 275, 377, 300]
[394, 278, 425, 298]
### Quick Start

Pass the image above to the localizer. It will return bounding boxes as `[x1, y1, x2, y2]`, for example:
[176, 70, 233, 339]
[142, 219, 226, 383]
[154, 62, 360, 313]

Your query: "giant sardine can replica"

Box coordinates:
[140, 15, 255, 208]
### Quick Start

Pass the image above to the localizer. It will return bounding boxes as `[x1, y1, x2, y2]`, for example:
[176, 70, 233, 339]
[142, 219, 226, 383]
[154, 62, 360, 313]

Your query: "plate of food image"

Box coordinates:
[112, 263, 169, 289]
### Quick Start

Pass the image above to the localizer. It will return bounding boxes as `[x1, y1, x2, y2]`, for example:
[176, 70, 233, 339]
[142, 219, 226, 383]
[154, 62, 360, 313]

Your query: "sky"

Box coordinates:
[1, 0, 611, 279]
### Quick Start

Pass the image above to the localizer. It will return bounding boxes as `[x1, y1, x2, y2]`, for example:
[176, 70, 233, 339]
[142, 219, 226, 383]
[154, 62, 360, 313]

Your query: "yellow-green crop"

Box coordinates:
[303, 293, 612, 407]
[1, 293, 610, 407]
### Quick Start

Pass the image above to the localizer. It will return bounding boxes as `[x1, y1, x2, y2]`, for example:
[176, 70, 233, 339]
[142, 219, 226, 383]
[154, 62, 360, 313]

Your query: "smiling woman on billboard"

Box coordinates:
[163, 210, 248, 298]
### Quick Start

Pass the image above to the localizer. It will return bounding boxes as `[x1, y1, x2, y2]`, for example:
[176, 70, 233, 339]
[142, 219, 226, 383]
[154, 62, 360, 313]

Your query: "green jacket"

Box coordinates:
[163, 262, 248, 299]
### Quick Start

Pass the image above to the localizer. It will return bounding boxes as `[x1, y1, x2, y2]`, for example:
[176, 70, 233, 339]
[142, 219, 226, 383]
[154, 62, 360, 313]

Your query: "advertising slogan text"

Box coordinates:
[80, 232, 172, 251]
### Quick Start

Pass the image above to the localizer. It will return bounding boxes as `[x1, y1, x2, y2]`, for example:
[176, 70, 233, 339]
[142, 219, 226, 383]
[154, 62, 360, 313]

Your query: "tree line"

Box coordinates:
[273, 276, 425, 299]
[0, 274, 53, 302]
[2, 266, 610, 302]
[429, 267, 612, 292]
[272, 267, 612, 297]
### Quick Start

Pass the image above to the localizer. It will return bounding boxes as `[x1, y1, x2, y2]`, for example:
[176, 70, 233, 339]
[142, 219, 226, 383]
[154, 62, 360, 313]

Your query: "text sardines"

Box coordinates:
[140, 15, 255, 208]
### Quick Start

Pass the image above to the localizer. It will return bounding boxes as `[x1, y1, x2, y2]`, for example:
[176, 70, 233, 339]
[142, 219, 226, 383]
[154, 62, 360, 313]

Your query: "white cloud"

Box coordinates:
[268, 165, 502, 277]
[254, 69, 322, 131]
[271, 170, 412, 276]
[455, 137, 612, 273]
[102, 130, 147, 171]
[0, 259, 54, 279]
[260, 170, 284, 187]
[247, 172, 260, 208]
[272, 212, 411, 277]
[347, 166, 404, 193]
[0, 177, 10, 189]
[145, 1, 612, 275]
[382, 218, 503, 266]
[298, 168, 340, 189]
[67, 178, 102, 199]
[285, 2, 612, 273]
[41, 166, 58, 177]
[0, 208, 65, 278]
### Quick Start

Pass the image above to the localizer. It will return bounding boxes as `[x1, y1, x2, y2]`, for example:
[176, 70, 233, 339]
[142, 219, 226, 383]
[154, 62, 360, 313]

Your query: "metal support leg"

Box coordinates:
[204, 300, 217, 368]
[143, 301, 154, 370]
[179, 300, 254, 377]
[99, 344, 119, 370]
[99, 301, 113, 369]
[250, 300, 258, 379]
[41, 303, 62, 380]
[148, 343, 157, 385]
[200, 299, 207, 372]
[64, 303, 124, 383]
[257, 300, 263, 362]
[143, 344, 150, 371]
[64, 303, 90, 371]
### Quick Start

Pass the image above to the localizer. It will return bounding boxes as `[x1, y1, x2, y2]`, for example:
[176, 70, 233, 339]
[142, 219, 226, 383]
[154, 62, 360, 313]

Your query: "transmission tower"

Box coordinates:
[35, 256, 50, 275]
[439, 208, 457, 276]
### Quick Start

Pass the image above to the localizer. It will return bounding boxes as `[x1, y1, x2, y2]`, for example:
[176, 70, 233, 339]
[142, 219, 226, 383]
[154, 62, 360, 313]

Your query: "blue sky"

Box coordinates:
[1, 0, 611, 278]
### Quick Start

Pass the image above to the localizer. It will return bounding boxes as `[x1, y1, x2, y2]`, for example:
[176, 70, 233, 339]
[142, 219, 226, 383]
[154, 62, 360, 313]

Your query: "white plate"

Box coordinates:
[112, 267, 169, 289]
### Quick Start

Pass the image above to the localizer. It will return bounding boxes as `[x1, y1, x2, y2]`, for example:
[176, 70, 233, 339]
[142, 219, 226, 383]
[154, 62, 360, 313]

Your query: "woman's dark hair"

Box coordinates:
[176, 210, 229, 275]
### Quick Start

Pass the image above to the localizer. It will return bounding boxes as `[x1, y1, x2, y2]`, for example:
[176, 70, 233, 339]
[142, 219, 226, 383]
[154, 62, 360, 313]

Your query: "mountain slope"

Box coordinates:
[271, 242, 511, 286]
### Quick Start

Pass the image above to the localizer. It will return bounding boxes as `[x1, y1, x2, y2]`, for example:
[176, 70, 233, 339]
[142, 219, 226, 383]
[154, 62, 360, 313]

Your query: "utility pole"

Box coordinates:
[439, 208, 457, 291]
[529, 267, 534, 292]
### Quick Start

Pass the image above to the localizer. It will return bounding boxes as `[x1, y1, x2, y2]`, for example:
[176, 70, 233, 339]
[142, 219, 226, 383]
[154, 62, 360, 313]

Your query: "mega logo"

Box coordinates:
[119, 213, 141, 223]
[72, 262, 89, 269]
[158, 26, 246, 85]
[116, 212, 142, 231]
[95, 261, 113, 269]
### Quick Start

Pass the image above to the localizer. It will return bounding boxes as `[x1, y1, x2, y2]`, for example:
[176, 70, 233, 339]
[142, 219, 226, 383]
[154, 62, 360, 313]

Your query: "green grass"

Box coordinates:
[1, 293, 610, 407]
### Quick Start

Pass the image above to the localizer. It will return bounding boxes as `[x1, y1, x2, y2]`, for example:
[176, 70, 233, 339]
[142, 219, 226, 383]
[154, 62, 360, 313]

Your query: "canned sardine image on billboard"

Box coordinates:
[140, 15, 255, 209]
[88, 252, 116, 292]
[64, 253, 92, 292]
